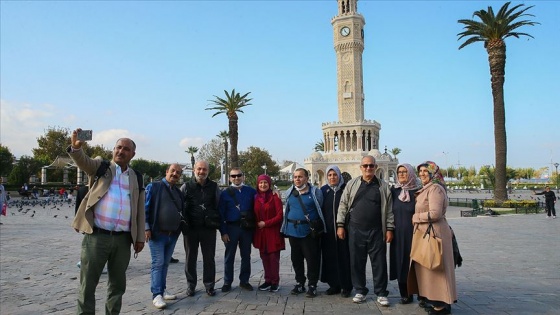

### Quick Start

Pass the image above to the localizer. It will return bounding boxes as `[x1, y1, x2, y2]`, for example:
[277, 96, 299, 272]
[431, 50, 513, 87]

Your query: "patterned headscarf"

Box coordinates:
[325, 165, 344, 191]
[256, 174, 272, 204]
[394, 163, 420, 202]
[417, 161, 446, 190]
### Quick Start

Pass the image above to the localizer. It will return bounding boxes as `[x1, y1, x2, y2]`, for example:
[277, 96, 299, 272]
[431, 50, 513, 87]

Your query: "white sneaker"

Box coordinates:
[152, 294, 167, 309]
[163, 290, 177, 300]
[377, 296, 390, 306]
[553, 216, 557, 219]
[353, 293, 366, 303]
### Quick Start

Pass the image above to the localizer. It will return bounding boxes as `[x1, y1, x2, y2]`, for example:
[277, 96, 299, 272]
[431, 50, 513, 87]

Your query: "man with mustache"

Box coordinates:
[145, 163, 184, 309]
[68, 128, 145, 314]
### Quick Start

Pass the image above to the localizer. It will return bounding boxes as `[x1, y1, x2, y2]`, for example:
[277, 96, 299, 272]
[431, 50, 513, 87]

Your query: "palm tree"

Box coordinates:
[457, 2, 538, 202]
[186, 146, 199, 176]
[218, 130, 229, 182]
[206, 89, 252, 168]
[390, 147, 401, 159]
[314, 140, 324, 152]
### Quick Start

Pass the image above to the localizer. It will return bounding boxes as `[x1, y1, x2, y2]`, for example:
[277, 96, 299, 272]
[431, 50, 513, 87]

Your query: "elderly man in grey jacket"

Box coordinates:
[336, 155, 394, 307]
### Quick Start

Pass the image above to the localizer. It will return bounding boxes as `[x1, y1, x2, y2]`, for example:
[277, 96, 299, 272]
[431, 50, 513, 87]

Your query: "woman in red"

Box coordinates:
[253, 174, 285, 292]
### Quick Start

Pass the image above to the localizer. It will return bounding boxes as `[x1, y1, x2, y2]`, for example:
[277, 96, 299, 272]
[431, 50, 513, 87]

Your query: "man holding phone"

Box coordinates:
[68, 128, 146, 314]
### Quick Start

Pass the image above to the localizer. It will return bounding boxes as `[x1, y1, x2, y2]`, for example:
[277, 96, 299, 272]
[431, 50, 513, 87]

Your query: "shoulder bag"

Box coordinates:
[410, 213, 443, 270]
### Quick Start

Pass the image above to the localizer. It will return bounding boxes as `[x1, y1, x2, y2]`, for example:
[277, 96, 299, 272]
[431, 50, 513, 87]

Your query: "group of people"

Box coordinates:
[67, 127, 457, 315]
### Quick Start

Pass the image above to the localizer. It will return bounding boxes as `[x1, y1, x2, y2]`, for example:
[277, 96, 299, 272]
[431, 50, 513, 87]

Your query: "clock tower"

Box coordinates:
[304, 0, 396, 184]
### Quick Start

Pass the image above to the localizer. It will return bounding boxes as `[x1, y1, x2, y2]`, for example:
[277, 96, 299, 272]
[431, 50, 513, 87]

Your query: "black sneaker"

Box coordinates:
[186, 286, 195, 297]
[306, 285, 317, 298]
[206, 288, 216, 296]
[221, 284, 231, 292]
[239, 282, 254, 291]
[258, 282, 272, 291]
[170, 257, 179, 263]
[291, 283, 305, 295]
[269, 284, 280, 292]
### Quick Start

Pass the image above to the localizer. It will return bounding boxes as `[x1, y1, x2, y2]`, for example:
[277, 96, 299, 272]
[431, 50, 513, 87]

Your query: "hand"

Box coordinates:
[145, 230, 152, 242]
[134, 242, 145, 253]
[385, 230, 393, 243]
[71, 128, 84, 150]
[336, 227, 345, 240]
[221, 234, 230, 243]
[257, 221, 265, 229]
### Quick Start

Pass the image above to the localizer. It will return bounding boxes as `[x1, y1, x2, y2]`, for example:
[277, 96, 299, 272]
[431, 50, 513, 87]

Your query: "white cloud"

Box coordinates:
[179, 137, 205, 150]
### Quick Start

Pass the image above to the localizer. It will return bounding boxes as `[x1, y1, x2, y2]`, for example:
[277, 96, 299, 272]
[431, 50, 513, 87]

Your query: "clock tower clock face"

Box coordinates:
[340, 26, 350, 37]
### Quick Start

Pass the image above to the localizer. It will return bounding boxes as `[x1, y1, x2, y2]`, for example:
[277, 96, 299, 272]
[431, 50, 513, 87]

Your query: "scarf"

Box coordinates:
[394, 163, 420, 202]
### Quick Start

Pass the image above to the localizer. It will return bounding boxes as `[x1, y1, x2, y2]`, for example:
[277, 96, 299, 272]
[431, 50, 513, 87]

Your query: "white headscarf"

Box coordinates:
[394, 163, 420, 202]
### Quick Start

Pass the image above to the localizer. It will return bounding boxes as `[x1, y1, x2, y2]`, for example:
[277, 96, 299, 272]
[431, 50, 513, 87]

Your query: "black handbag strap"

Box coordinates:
[292, 189, 311, 222]
[227, 187, 241, 211]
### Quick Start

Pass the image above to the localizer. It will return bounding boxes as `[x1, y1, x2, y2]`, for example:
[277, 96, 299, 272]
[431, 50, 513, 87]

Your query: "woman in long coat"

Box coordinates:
[389, 163, 420, 304]
[253, 174, 285, 292]
[408, 161, 457, 315]
[320, 165, 352, 297]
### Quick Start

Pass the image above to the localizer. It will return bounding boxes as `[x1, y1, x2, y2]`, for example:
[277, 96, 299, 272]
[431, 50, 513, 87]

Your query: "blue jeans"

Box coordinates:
[223, 224, 253, 284]
[149, 231, 179, 298]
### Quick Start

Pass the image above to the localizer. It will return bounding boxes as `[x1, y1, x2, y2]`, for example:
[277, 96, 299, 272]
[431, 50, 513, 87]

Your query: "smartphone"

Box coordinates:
[77, 130, 93, 141]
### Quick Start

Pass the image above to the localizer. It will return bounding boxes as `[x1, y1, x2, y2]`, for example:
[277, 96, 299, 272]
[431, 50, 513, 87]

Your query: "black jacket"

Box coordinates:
[181, 178, 220, 228]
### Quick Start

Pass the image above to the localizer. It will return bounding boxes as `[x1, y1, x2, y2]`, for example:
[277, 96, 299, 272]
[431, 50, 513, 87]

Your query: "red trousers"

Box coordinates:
[260, 250, 280, 285]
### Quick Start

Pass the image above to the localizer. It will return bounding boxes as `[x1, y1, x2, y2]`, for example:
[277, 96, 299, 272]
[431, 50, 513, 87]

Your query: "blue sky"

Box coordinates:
[1, 0, 558, 175]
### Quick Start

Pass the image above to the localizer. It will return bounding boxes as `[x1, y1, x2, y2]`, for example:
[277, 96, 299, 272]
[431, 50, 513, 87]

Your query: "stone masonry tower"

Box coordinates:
[305, 0, 397, 185]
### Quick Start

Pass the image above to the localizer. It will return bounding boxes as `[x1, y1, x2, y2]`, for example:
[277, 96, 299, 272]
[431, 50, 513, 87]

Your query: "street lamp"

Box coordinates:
[262, 164, 267, 175]
[442, 151, 449, 178]
[554, 162, 559, 192]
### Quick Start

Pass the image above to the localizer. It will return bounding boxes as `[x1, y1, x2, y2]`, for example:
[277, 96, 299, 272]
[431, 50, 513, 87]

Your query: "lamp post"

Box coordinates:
[554, 162, 559, 192]
[262, 164, 267, 175]
[442, 151, 449, 178]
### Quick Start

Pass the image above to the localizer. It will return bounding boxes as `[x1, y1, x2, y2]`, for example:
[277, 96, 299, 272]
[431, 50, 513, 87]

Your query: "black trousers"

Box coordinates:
[348, 224, 388, 297]
[545, 200, 556, 217]
[183, 226, 216, 290]
[289, 235, 321, 286]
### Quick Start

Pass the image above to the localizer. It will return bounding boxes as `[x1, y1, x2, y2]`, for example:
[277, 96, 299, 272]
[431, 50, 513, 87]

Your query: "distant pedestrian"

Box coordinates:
[534, 186, 556, 218]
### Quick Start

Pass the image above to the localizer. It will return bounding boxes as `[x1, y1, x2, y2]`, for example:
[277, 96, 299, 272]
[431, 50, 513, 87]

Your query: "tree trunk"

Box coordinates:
[229, 116, 239, 168]
[487, 40, 508, 202]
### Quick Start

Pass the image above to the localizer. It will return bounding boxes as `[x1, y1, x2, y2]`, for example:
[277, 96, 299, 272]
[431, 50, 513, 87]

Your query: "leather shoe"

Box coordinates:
[428, 305, 451, 315]
[186, 287, 195, 297]
[221, 284, 232, 292]
[325, 287, 341, 295]
[400, 296, 413, 304]
[239, 282, 254, 291]
[206, 288, 216, 296]
[340, 289, 351, 298]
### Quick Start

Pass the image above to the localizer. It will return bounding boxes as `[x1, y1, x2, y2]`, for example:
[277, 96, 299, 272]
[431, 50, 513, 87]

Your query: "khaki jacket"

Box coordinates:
[68, 146, 145, 244]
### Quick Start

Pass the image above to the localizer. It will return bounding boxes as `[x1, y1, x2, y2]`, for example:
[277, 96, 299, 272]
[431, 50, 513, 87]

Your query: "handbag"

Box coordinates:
[410, 213, 443, 270]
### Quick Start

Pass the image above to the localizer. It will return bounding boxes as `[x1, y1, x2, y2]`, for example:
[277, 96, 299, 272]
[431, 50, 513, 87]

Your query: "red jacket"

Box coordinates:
[253, 193, 285, 253]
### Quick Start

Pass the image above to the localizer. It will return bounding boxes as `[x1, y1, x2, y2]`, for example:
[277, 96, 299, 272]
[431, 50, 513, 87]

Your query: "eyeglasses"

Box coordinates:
[230, 174, 243, 178]
[397, 171, 408, 174]
[361, 164, 376, 169]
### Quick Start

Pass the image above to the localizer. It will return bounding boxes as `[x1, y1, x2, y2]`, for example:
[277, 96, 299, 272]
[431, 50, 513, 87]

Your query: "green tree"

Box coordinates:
[130, 159, 168, 183]
[8, 155, 42, 186]
[32, 126, 70, 162]
[0, 144, 15, 177]
[458, 2, 539, 202]
[206, 89, 252, 168]
[84, 144, 112, 160]
[390, 147, 401, 159]
[238, 146, 279, 187]
[314, 140, 324, 152]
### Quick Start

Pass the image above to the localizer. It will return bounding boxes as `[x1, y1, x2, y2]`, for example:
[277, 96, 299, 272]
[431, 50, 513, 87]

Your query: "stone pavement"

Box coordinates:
[0, 196, 559, 315]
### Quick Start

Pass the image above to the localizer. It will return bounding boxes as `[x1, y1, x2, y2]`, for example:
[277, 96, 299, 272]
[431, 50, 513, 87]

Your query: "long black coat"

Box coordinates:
[389, 187, 418, 283]
[320, 184, 352, 290]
